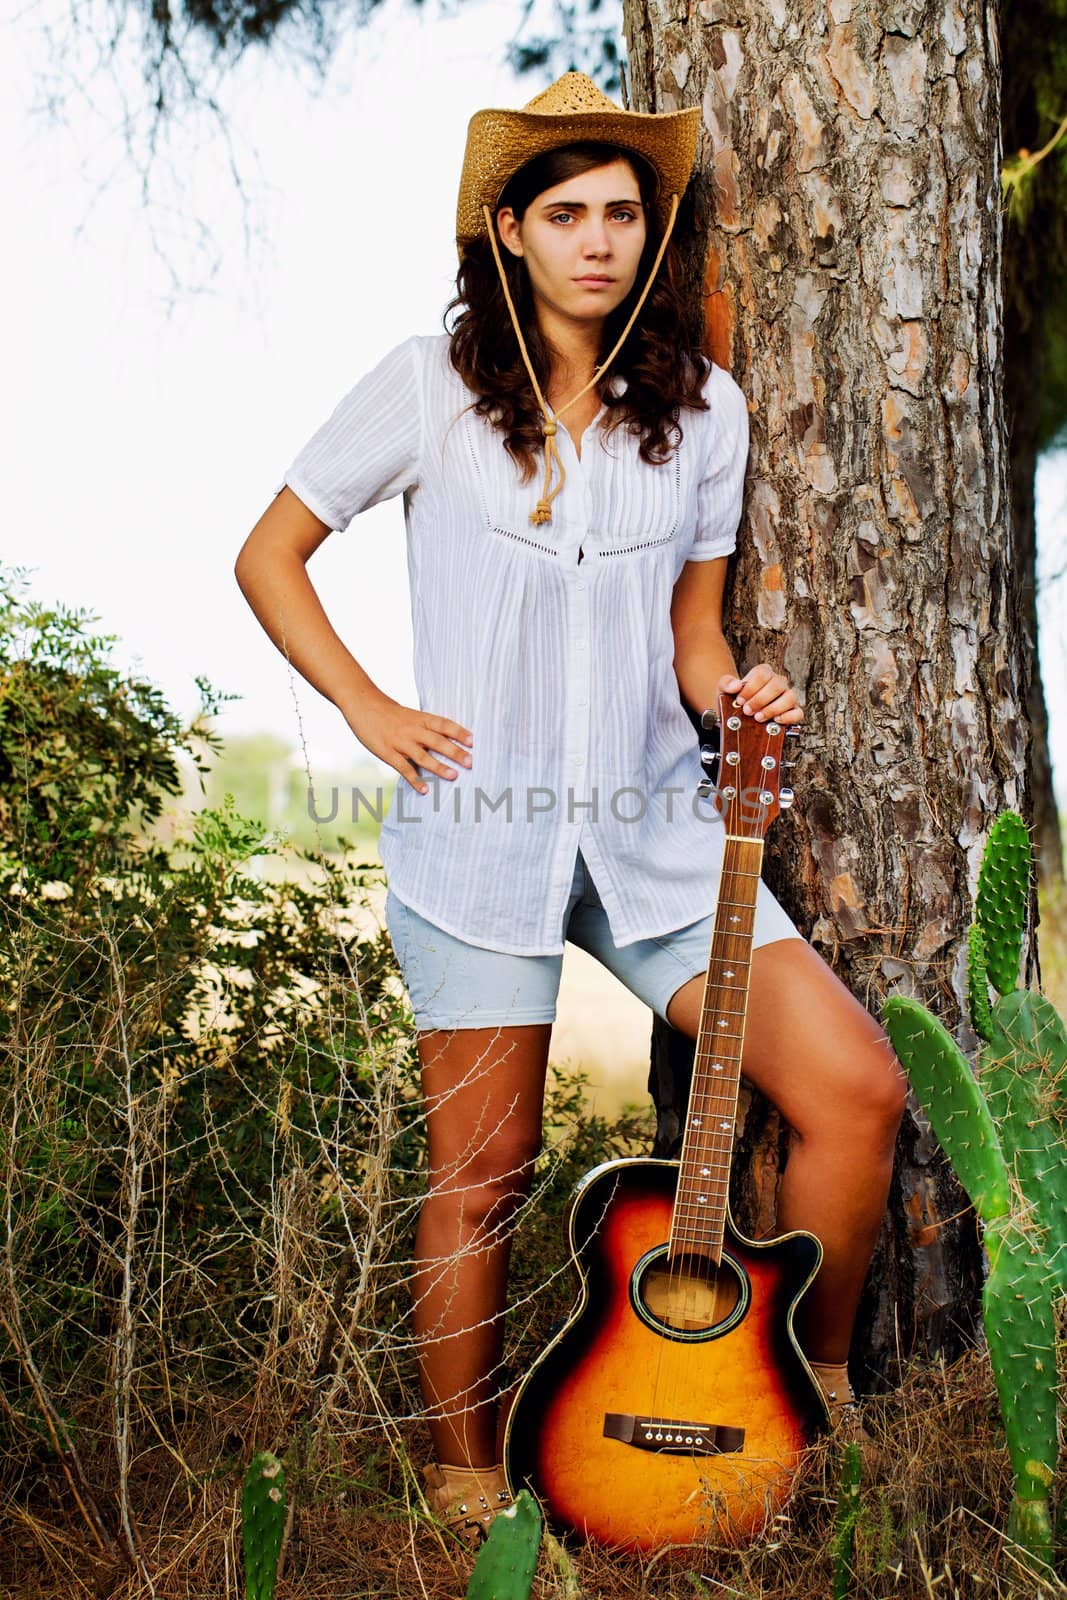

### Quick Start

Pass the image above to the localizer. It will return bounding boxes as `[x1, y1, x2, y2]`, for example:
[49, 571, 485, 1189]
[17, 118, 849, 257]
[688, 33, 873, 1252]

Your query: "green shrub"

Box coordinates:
[0, 565, 645, 1539]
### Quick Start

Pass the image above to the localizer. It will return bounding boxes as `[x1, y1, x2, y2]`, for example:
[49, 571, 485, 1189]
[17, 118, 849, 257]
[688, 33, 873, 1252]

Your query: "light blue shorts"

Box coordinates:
[384, 847, 802, 1032]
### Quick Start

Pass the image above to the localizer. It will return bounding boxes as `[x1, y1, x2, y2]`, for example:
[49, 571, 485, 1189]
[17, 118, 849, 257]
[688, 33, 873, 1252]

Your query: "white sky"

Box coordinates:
[3, 0, 1065, 804]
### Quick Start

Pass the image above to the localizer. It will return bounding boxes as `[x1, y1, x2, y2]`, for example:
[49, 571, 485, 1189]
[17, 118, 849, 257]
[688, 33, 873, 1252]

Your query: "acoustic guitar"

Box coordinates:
[503, 693, 828, 1551]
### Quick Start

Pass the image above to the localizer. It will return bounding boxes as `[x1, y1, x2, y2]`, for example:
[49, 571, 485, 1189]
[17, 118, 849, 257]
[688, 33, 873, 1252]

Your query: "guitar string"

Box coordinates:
[646, 870, 739, 1433]
[652, 726, 778, 1451]
[659, 846, 761, 1445]
[658, 725, 769, 1432]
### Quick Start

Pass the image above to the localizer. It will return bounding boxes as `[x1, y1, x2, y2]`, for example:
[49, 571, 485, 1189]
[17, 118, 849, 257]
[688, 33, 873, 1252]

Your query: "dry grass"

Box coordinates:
[0, 1334, 1062, 1598]
[2, 820, 1063, 1600]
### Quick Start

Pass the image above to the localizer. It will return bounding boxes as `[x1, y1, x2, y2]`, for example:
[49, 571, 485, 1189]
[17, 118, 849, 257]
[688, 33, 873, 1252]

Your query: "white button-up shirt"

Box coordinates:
[274, 332, 749, 954]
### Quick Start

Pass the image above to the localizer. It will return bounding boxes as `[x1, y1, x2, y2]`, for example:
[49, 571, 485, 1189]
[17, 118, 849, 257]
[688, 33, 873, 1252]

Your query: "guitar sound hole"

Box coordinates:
[631, 1246, 749, 1343]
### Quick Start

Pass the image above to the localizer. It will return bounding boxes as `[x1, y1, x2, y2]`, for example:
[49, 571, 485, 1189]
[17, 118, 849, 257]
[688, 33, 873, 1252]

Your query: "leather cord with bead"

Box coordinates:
[481, 191, 681, 525]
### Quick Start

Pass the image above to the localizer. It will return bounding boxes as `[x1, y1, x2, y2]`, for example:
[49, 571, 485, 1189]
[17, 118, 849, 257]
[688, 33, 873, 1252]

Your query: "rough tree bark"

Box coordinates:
[624, 0, 1031, 1386]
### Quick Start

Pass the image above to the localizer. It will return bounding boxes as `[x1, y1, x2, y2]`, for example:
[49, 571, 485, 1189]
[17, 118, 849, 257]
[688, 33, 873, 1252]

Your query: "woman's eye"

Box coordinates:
[549, 210, 638, 224]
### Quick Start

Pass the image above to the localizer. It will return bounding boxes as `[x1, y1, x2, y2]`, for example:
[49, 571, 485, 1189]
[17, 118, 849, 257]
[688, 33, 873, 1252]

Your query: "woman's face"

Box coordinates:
[496, 158, 648, 335]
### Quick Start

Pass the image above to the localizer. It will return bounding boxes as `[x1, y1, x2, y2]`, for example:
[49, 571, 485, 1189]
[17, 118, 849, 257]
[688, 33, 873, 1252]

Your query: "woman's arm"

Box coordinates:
[235, 488, 383, 724]
[670, 557, 803, 725]
[234, 490, 473, 794]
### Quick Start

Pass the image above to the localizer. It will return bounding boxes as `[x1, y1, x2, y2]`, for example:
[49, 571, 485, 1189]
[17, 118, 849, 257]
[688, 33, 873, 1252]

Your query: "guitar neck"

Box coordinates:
[668, 834, 764, 1265]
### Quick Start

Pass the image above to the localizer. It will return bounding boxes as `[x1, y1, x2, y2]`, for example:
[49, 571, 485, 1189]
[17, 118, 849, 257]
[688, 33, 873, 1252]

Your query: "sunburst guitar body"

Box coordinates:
[503, 695, 828, 1551]
[504, 1158, 824, 1550]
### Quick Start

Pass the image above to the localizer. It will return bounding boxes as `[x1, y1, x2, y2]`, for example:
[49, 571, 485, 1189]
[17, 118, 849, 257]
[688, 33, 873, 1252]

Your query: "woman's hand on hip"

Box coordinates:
[716, 666, 804, 726]
[347, 693, 474, 795]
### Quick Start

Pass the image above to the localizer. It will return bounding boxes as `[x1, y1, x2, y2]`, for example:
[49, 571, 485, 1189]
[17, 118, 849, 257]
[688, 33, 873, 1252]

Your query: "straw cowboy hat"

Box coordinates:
[455, 71, 702, 526]
[456, 71, 701, 250]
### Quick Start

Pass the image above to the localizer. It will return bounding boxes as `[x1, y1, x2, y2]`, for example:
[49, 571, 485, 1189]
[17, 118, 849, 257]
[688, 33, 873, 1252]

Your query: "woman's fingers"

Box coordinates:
[404, 713, 475, 791]
[420, 716, 475, 769]
[349, 698, 475, 795]
[733, 665, 804, 724]
[425, 714, 474, 752]
[755, 698, 804, 724]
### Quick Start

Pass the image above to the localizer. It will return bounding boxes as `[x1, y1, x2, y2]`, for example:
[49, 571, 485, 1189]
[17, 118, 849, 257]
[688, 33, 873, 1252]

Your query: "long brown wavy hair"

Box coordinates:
[443, 141, 712, 484]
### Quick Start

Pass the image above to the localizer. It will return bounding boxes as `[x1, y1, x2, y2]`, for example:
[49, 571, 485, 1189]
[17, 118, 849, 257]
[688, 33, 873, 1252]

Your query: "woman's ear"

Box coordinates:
[495, 207, 524, 258]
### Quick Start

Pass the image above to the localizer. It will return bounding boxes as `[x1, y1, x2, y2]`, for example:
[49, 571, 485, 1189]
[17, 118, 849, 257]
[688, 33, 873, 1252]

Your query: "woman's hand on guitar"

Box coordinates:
[717, 666, 804, 726]
[346, 691, 474, 795]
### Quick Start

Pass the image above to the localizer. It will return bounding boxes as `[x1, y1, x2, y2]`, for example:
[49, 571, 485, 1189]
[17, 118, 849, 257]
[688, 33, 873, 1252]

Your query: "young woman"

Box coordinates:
[235, 71, 907, 1548]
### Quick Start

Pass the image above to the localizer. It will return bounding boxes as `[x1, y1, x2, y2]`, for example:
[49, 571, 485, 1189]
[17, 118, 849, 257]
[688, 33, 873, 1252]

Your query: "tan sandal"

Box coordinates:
[422, 1460, 514, 1547]
[807, 1359, 873, 1443]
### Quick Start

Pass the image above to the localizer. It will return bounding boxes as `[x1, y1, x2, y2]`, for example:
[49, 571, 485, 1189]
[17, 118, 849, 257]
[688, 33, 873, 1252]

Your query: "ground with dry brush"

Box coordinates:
[1, 1345, 1062, 1600]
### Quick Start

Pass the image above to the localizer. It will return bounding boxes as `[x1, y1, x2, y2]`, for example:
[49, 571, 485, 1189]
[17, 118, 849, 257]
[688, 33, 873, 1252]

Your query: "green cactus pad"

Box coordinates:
[975, 812, 1031, 996]
[1006, 1497, 1055, 1574]
[242, 1451, 287, 1600]
[830, 1440, 862, 1600]
[982, 989, 1067, 1295]
[465, 1489, 542, 1600]
[882, 997, 1010, 1222]
[967, 923, 994, 1041]
[982, 1216, 1058, 1570]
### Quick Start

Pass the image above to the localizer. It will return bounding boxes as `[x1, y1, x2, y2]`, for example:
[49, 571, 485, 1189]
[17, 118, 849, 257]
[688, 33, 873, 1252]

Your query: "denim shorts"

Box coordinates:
[384, 846, 802, 1032]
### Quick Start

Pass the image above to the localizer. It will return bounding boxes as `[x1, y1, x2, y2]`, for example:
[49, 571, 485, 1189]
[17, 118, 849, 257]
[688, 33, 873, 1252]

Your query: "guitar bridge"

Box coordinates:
[603, 1412, 745, 1456]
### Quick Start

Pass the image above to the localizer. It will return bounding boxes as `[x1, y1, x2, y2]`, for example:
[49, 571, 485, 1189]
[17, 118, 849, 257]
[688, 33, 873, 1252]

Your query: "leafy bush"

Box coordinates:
[0, 566, 650, 1584]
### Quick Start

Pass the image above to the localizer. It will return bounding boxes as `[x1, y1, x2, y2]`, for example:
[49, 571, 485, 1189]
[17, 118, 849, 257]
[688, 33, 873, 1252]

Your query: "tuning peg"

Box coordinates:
[696, 778, 714, 798]
[700, 707, 718, 729]
[700, 745, 719, 770]
[784, 726, 802, 739]
[779, 787, 795, 808]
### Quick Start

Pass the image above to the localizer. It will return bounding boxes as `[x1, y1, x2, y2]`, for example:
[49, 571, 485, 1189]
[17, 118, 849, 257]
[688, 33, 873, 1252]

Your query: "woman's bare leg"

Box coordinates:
[665, 939, 907, 1364]
[412, 1022, 553, 1467]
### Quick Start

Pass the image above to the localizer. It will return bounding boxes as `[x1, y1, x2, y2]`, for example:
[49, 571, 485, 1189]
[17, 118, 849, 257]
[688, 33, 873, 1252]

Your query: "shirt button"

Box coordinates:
[576, 638, 587, 649]
[575, 754, 586, 765]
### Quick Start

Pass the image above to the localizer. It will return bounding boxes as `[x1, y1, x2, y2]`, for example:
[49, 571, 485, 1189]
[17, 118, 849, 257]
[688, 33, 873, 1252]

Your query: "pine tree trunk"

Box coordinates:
[624, 0, 1029, 1385]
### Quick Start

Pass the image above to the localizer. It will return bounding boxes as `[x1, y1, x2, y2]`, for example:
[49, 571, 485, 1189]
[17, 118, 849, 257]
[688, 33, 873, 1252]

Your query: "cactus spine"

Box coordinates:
[242, 1450, 287, 1600]
[465, 1489, 542, 1600]
[982, 990, 1067, 1295]
[882, 811, 1064, 1573]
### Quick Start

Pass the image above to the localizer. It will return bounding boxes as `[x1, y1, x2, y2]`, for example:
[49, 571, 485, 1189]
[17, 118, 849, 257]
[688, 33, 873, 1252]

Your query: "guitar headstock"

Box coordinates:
[697, 691, 800, 839]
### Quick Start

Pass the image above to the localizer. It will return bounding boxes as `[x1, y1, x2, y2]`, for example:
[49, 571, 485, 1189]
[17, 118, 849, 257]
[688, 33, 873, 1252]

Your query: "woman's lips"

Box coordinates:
[575, 276, 614, 287]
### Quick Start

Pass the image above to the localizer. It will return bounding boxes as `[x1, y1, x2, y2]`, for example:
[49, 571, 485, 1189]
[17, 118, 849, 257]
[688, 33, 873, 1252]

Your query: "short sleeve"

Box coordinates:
[687, 363, 750, 561]
[272, 334, 423, 532]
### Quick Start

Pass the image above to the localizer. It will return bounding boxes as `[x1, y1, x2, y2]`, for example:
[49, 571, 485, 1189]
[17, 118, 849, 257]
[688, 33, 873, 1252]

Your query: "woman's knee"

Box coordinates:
[785, 1018, 907, 1148]
[857, 1029, 909, 1136]
[746, 942, 906, 1135]
[425, 1129, 543, 1232]
[462, 1131, 543, 1198]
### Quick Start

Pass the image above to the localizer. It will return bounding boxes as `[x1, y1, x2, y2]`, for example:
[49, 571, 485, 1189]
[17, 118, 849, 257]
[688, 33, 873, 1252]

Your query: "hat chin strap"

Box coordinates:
[481, 192, 681, 526]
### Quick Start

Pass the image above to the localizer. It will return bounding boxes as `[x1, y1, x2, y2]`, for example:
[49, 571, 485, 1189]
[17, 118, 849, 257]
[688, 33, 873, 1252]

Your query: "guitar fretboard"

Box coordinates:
[668, 836, 764, 1265]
